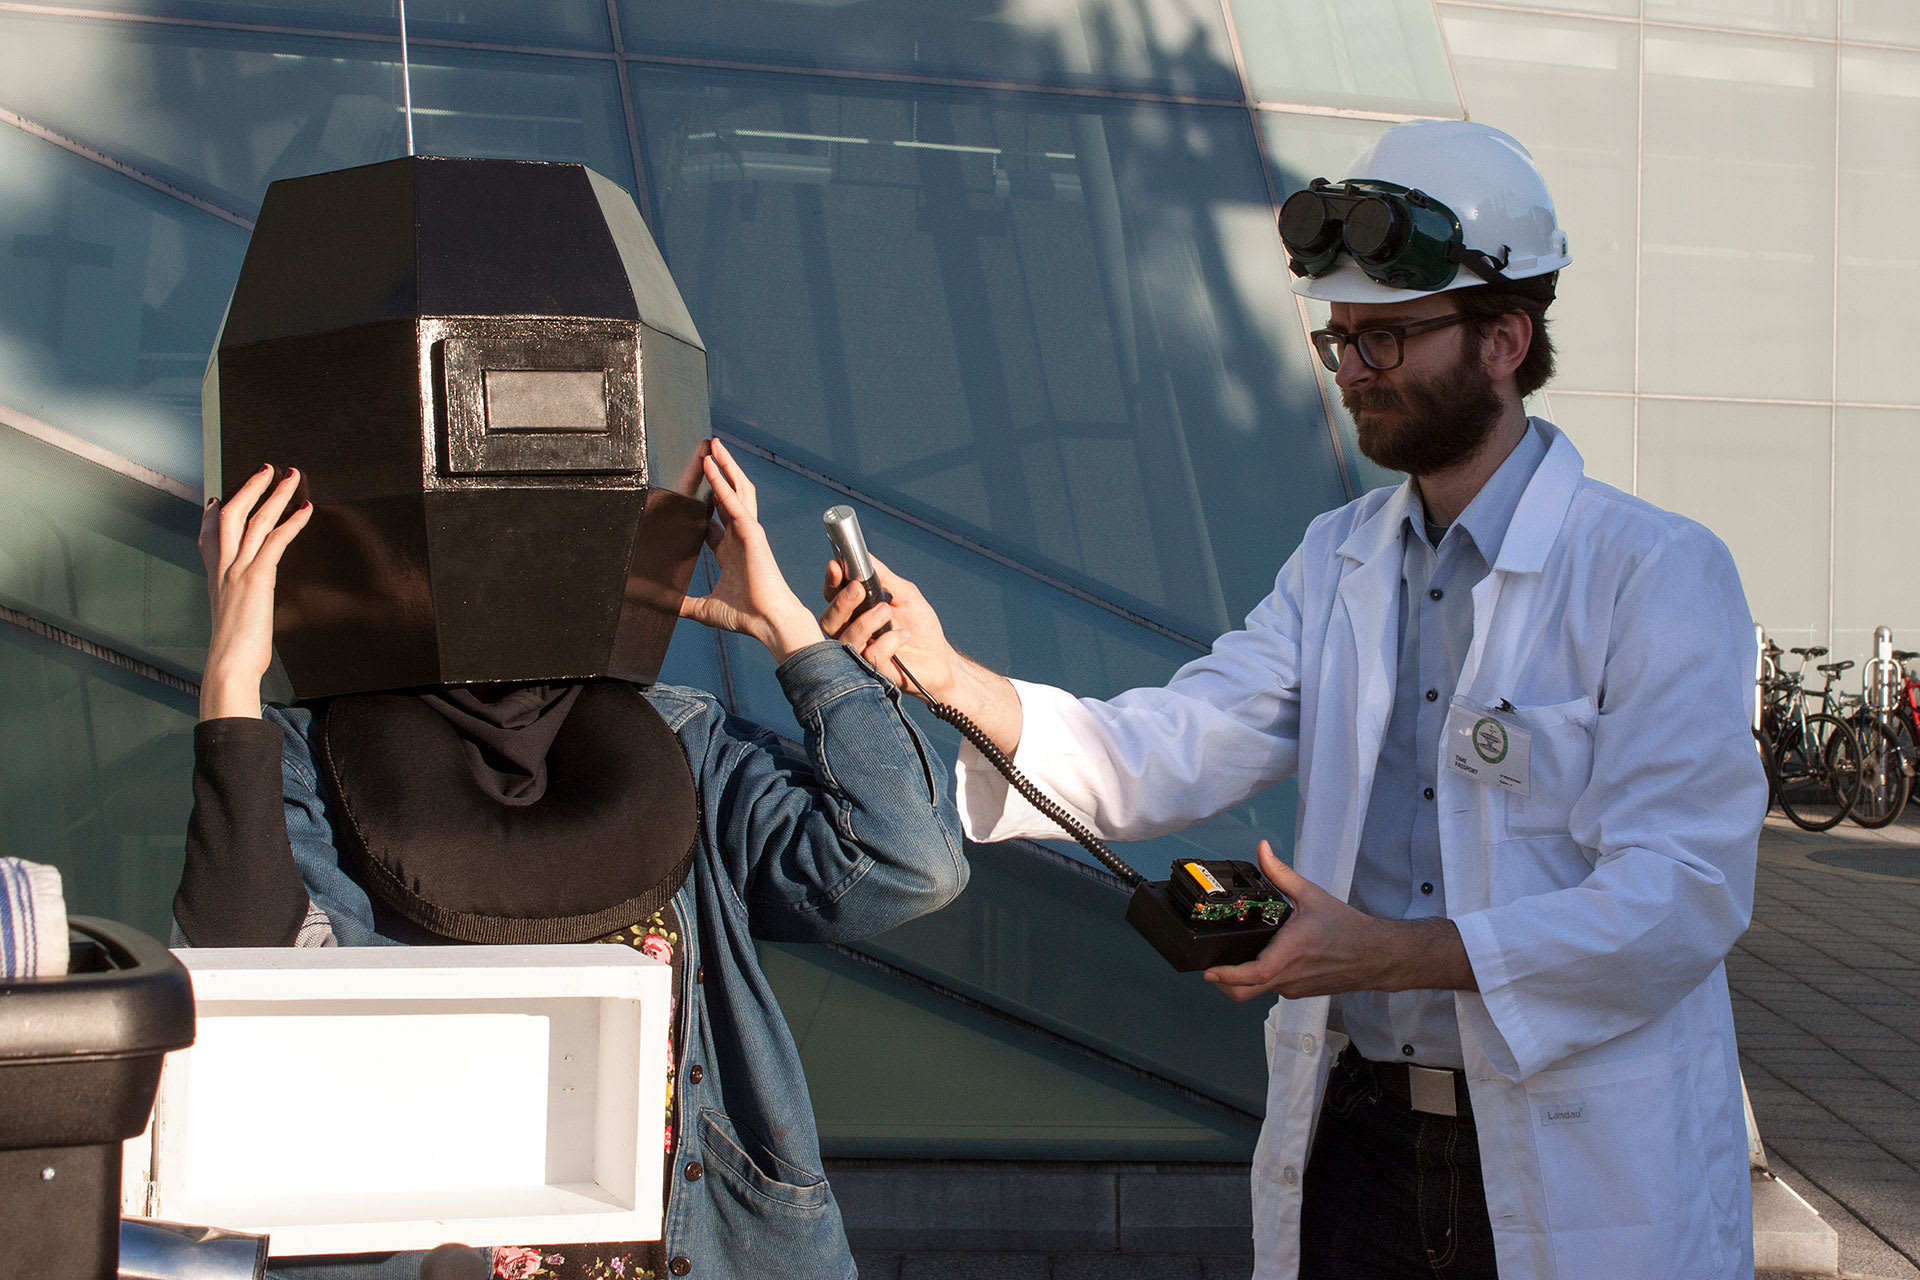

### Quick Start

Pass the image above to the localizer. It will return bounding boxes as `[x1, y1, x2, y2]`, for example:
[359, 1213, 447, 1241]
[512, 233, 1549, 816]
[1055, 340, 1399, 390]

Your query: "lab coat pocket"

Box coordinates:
[1524, 1047, 1706, 1243]
[1495, 696, 1597, 839]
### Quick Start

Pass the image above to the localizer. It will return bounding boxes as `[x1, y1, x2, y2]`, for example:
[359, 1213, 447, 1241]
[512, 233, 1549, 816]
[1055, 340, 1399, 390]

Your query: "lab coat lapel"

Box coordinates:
[1458, 422, 1585, 698]
[1327, 481, 1415, 883]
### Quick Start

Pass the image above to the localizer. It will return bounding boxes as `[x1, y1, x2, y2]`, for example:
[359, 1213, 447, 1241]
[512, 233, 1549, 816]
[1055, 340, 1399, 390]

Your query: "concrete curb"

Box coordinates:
[1755, 1170, 1840, 1277]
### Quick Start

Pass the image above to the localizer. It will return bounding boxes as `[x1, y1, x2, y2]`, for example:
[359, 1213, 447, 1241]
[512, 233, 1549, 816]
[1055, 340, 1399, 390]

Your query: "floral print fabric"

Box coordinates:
[493, 905, 683, 1280]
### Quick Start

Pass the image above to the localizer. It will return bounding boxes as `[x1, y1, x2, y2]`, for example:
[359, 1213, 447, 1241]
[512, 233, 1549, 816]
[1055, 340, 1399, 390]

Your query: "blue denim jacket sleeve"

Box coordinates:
[261, 704, 400, 947]
[675, 642, 967, 942]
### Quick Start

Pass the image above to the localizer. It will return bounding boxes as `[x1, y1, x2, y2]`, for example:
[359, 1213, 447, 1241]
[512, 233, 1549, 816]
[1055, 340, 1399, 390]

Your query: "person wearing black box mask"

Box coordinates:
[174, 156, 966, 1280]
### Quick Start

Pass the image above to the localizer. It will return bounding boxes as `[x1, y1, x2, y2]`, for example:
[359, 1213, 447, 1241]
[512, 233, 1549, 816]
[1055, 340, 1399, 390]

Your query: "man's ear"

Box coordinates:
[1480, 310, 1533, 384]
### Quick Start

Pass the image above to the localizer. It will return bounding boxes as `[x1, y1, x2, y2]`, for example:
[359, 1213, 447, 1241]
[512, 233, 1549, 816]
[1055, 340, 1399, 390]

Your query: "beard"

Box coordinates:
[1343, 343, 1504, 476]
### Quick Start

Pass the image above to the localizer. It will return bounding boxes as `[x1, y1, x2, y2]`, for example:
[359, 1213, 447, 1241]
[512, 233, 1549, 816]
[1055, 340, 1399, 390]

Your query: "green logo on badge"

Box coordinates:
[1472, 717, 1509, 764]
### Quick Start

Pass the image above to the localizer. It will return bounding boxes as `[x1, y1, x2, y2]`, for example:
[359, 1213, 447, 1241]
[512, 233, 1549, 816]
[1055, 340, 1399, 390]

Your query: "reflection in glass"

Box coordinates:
[633, 66, 1350, 643]
[1439, 5, 1639, 395]
[1229, 0, 1461, 117]
[722, 453, 1295, 882]
[1838, 47, 1920, 407]
[0, 14, 634, 219]
[860, 837, 1270, 1113]
[761, 940, 1260, 1158]
[0, 425, 209, 678]
[1644, 0, 1835, 39]
[623, 0, 1240, 98]
[19, 0, 613, 47]
[1635, 398, 1830, 649]
[0, 125, 247, 483]
[1844, 1, 1920, 47]
[0, 623, 196, 940]
[1831, 409, 1920, 665]
[1639, 30, 1834, 400]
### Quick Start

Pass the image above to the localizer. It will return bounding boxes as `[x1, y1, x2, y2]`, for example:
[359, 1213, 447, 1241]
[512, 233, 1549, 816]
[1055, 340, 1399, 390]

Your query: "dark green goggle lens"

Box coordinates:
[1279, 178, 1468, 292]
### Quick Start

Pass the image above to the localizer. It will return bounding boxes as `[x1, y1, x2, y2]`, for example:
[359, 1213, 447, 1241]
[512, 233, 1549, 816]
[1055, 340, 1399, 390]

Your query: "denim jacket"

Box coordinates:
[261, 642, 966, 1280]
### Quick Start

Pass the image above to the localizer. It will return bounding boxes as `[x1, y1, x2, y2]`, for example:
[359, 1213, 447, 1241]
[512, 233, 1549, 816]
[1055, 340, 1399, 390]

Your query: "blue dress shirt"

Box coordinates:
[1336, 423, 1549, 1069]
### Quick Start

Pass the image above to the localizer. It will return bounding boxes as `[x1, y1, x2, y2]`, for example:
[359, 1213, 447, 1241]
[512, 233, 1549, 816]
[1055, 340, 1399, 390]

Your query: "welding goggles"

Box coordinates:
[1279, 178, 1512, 294]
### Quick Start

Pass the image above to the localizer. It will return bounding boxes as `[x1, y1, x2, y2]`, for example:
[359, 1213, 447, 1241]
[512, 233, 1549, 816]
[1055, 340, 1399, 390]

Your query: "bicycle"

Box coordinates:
[1760, 646, 1863, 832]
[1836, 682, 1910, 828]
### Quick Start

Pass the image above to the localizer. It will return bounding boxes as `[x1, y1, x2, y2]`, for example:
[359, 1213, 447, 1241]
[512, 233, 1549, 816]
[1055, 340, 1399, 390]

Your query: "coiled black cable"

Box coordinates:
[891, 656, 1145, 889]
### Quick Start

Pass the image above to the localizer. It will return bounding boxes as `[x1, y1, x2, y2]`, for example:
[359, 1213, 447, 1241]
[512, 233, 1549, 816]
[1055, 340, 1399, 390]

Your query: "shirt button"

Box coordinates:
[1422, 787, 1434, 800]
[670, 1258, 692, 1277]
[1425, 689, 1438, 702]
[1281, 1165, 1298, 1186]
[689, 1064, 704, 1084]
[685, 1161, 704, 1182]
[1430, 588, 1443, 601]
[1300, 1034, 1316, 1054]
[1402, 1044, 1415, 1058]
[1421, 882, 1434, 895]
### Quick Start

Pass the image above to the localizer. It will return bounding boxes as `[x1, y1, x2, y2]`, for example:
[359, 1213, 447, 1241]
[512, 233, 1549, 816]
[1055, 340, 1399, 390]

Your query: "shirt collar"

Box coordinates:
[1407, 419, 1549, 562]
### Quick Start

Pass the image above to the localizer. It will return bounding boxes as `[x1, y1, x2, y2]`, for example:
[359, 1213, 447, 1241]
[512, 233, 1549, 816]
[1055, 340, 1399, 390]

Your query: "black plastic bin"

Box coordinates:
[0, 916, 196, 1280]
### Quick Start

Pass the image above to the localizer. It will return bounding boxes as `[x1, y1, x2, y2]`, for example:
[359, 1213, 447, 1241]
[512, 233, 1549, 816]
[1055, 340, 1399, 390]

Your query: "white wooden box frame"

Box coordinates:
[121, 945, 670, 1256]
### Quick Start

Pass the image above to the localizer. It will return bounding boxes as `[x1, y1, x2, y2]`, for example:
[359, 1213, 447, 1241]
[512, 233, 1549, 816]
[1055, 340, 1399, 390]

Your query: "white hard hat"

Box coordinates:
[1286, 119, 1570, 304]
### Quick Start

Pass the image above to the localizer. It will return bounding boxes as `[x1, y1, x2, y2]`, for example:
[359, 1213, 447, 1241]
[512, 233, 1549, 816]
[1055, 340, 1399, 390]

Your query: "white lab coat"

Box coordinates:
[957, 422, 1764, 1280]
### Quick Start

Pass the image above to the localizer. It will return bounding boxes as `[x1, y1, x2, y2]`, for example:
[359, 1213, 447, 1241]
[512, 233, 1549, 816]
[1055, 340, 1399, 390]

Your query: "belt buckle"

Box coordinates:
[1408, 1065, 1458, 1117]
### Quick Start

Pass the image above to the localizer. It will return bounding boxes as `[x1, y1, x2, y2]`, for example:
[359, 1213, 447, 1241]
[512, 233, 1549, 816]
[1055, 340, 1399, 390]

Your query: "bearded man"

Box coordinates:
[821, 120, 1766, 1280]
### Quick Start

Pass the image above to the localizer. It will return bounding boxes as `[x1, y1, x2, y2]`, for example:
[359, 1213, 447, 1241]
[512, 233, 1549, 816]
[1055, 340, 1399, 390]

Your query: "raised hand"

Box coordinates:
[677, 439, 826, 663]
[819, 554, 951, 701]
[199, 464, 311, 721]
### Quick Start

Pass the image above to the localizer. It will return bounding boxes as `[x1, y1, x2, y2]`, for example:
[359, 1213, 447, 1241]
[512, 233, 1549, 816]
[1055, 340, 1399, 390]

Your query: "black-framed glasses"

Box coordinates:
[1309, 313, 1470, 373]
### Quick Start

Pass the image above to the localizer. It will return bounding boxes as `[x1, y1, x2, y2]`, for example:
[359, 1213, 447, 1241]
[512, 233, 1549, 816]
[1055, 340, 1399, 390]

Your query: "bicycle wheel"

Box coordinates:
[1848, 716, 1910, 828]
[1891, 714, 1919, 813]
[1773, 713, 1860, 832]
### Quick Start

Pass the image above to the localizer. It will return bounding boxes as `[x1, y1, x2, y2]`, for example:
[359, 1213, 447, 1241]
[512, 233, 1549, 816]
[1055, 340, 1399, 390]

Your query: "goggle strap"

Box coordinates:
[1450, 241, 1513, 285]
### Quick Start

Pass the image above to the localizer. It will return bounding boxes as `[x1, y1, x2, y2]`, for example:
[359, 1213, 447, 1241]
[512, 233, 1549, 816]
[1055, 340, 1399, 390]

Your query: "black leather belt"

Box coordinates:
[1337, 1044, 1474, 1118]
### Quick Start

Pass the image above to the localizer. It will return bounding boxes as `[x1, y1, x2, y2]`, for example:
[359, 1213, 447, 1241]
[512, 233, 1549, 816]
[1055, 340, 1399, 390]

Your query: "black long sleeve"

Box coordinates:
[173, 717, 310, 947]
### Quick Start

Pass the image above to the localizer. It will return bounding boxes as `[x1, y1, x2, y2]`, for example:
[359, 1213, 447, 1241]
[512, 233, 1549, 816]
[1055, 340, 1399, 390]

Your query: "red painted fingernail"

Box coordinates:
[206, 497, 218, 508]
[256, 463, 271, 473]
[299, 501, 312, 511]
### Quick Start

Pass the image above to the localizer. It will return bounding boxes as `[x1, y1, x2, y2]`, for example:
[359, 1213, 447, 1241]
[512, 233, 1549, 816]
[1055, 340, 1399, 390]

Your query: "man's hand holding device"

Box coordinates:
[819, 508, 1294, 974]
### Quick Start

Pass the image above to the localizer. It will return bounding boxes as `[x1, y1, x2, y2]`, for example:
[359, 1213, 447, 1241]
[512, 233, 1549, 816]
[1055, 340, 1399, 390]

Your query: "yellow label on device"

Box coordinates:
[1183, 861, 1223, 895]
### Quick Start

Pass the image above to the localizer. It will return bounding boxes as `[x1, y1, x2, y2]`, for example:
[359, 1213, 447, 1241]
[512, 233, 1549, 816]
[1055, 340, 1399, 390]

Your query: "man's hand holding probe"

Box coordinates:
[820, 556, 1025, 759]
[821, 559, 1474, 1004]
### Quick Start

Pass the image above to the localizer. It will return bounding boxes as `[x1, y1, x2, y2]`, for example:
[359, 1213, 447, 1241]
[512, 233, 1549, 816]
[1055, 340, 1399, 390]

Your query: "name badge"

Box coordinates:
[1444, 701, 1531, 797]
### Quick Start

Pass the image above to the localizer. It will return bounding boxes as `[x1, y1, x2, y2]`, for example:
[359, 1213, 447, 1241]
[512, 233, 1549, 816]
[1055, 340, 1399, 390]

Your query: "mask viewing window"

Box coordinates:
[483, 369, 609, 433]
[438, 319, 642, 477]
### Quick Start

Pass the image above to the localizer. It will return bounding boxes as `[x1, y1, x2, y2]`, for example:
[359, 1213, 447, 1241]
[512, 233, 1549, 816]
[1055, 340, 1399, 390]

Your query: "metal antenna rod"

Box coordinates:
[397, 0, 416, 156]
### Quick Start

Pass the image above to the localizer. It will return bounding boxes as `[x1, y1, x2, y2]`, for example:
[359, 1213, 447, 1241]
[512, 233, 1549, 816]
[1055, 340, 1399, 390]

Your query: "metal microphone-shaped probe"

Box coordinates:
[823, 505, 890, 625]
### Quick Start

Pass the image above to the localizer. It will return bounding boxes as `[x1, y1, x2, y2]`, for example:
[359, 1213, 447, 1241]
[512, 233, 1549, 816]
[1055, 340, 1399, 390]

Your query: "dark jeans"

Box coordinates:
[1298, 1048, 1498, 1280]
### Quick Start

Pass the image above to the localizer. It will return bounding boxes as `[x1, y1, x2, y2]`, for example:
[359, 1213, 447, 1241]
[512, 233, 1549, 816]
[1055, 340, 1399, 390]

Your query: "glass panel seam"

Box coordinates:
[1430, 0, 1472, 122]
[0, 104, 253, 231]
[1, 602, 200, 696]
[0, 3, 620, 59]
[600, 0, 655, 225]
[624, 49, 1245, 109]
[715, 431, 1213, 654]
[1551, 390, 1916, 411]
[1252, 102, 1449, 122]
[820, 940, 1263, 1125]
[1633, 10, 1644, 494]
[1828, 33, 1840, 652]
[0, 400, 203, 502]
[1437, 2, 1913, 51]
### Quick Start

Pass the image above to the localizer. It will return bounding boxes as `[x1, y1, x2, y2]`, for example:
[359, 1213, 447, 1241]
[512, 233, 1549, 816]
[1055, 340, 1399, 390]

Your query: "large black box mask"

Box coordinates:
[204, 156, 712, 698]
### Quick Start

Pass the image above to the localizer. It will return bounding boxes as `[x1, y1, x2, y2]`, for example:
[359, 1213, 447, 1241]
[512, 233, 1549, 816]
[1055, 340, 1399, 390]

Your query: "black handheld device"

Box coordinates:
[823, 506, 1291, 972]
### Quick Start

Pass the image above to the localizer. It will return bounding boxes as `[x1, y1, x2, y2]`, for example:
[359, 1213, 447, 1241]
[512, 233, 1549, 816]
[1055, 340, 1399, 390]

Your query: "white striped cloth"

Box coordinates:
[0, 857, 69, 978]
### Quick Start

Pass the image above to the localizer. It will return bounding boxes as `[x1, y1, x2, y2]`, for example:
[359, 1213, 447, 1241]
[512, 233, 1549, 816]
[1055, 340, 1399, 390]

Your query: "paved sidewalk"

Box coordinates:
[1739, 811, 1920, 1279]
